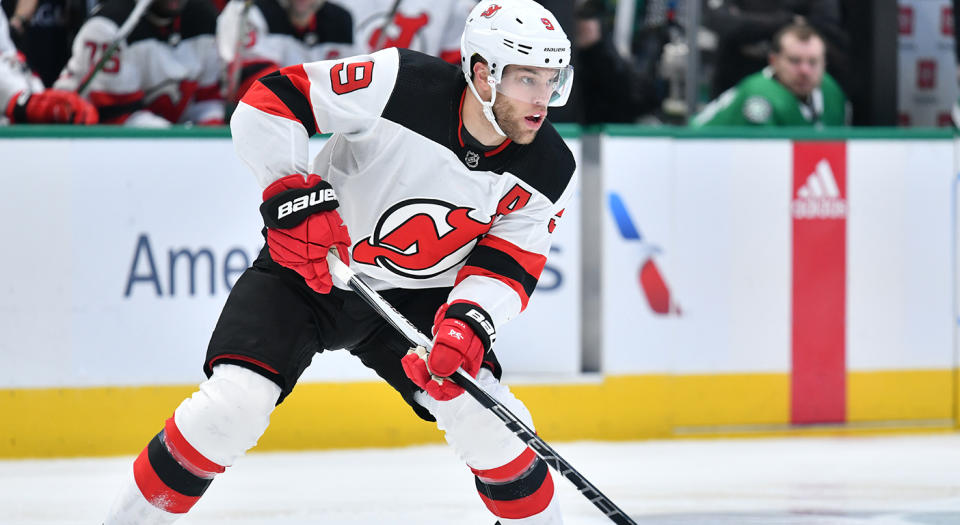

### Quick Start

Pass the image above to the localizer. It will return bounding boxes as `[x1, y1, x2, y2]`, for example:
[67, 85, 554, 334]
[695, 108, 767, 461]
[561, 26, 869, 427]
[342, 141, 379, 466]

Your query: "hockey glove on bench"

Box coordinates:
[7, 89, 98, 124]
[260, 173, 350, 294]
[402, 302, 496, 401]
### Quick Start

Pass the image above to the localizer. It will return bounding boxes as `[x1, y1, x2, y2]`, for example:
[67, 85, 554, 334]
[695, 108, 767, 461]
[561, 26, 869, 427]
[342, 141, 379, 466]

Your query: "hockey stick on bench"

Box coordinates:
[76, 0, 153, 95]
[325, 251, 637, 525]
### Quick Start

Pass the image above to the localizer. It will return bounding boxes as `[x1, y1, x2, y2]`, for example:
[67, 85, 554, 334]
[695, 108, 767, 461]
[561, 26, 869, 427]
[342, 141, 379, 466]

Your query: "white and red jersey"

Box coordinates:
[217, 0, 356, 67]
[230, 47, 576, 330]
[0, 11, 44, 125]
[343, 0, 476, 64]
[54, 0, 223, 125]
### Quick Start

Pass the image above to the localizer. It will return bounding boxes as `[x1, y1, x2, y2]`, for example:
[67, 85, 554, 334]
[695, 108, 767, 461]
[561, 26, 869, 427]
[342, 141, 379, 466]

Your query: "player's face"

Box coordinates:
[771, 34, 825, 99]
[492, 91, 546, 145]
[491, 65, 558, 144]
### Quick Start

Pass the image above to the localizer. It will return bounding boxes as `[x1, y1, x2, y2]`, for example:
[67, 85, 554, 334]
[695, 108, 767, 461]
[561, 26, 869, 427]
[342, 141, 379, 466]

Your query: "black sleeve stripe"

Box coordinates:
[466, 245, 538, 298]
[147, 432, 214, 497]
[258, 71, 318, 137]
[474, 457, 548, 501]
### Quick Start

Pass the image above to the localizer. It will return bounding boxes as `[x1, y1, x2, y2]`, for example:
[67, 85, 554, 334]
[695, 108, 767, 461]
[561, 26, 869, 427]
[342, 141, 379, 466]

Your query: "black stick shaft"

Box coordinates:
[329, 254, 635, 524]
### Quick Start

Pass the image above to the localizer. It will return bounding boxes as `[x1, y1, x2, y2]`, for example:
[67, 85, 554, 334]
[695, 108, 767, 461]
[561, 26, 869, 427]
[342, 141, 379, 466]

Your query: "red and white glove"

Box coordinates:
[6, 89, 98, 124]
[260, 174, 351, 293]
[401, 302, 496, 401]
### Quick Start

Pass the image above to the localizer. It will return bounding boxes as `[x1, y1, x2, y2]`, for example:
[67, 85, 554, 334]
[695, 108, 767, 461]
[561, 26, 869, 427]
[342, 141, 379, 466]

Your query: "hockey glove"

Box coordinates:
[401, 302, 496, 401]
[260, 174, 350, 294]
[7, 89, 98, 124]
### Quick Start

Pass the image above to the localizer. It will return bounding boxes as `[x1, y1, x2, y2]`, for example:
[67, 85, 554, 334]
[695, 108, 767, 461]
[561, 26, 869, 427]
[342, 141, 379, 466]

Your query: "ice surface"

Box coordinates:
[2, 434, 960, 524]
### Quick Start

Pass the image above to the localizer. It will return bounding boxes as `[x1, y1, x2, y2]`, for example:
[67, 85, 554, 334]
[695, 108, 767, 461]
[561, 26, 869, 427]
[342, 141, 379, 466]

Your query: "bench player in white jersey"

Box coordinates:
[104, 0, 575, 523]
[345, 0, 476, 64]
[216, 0, 355, 103]
[54, 0, 223, 126]
[0, 10, 97, 124]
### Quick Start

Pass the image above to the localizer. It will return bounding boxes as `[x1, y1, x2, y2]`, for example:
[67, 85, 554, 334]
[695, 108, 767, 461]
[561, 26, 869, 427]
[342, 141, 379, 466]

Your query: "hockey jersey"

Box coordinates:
[230, 47, 576, 330]
[343, 0, 476, 64]
[216, 0, 355, 100]
[55, 0, 223, 125]
[0, 11, 44, 125]
[691, 67, 849, 127]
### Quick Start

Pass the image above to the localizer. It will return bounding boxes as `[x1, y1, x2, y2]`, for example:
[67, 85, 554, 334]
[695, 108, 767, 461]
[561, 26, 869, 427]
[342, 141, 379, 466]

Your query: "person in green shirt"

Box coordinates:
[691, 23, 849, 127]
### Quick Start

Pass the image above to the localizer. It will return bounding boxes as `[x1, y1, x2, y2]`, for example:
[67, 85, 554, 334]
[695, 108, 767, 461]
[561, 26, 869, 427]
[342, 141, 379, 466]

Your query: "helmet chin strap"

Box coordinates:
[467, 77, 507, 138]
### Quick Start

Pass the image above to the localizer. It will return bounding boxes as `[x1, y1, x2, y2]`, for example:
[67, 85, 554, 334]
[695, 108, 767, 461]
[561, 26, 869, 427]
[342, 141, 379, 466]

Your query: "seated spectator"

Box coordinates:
[691, 23, 849, 127]
[702, 0, 849, 100]
[0, 9, 96, 124]
[54, 0, 223, 126]
[216, 0, 355, 104]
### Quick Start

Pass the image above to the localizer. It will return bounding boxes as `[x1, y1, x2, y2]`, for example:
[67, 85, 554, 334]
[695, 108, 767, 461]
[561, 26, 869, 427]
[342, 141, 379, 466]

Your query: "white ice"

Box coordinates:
[2, 434, 960, 524]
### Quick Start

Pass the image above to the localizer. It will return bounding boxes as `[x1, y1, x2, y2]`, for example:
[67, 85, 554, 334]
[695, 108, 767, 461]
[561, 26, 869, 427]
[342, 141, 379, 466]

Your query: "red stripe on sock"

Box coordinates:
[164, 416, 226, 476]
[132, 446, 200, 514]
[478, 470, 554, 519]
[208, 354, 280, 375]
[470, 447, 537, 482]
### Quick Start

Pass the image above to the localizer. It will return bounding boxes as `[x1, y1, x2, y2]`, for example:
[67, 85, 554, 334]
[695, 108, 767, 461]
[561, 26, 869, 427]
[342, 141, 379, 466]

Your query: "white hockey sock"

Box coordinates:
[103, 364, 281, 524]
[103, 466, 181, 525]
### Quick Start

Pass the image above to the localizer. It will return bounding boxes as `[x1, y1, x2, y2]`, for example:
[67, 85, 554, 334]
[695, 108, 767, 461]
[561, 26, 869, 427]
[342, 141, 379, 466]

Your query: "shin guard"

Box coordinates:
[132, 416, 226, 514]
[472, 447, 555, 521]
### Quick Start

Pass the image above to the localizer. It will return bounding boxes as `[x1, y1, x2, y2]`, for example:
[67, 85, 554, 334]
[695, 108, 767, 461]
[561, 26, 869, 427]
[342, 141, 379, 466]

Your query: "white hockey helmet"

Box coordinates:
[460, 0, 574, 134]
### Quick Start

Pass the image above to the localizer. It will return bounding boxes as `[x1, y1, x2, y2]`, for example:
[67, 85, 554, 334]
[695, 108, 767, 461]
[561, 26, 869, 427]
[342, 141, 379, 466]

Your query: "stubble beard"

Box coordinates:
[492, 96, 537, 145]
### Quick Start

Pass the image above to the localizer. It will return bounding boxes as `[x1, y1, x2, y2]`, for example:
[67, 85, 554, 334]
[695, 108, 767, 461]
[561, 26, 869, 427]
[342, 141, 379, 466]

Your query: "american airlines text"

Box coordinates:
[124, 234, 565, 298]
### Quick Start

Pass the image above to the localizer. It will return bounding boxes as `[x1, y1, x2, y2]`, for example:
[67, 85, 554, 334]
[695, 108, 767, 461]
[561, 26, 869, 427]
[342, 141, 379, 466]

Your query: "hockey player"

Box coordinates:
[216, 0, 355, 104]
[54, 0, 223, 126]
[104, 0, 574, 523]
[0, 10, 97, 124]
[691, 23, 849, 127]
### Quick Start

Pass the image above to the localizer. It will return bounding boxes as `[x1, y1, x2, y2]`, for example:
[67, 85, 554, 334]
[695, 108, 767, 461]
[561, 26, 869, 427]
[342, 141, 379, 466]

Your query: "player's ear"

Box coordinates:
[472, 61, 492, 98]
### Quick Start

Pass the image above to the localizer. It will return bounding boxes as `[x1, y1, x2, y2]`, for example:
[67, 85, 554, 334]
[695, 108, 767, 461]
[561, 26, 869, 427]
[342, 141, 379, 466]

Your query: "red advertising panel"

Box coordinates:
[791, 141, 847, 424]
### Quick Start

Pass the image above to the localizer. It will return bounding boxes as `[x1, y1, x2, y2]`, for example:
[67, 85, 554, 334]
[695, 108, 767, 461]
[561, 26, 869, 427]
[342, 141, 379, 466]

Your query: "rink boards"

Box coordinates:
[0, 126, 957, 458]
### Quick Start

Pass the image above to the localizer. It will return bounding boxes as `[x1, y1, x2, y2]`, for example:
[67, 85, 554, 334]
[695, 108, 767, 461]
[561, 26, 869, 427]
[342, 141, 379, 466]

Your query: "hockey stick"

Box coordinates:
[223, 0, 255, 121]
[325, 252, 637, 525]
[76, 0, 153, 95]
[371, 0, 402, 51]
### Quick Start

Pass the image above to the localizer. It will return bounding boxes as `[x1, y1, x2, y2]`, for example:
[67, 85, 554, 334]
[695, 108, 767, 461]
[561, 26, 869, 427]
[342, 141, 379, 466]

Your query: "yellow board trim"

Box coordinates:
[2, 369, 955, 459]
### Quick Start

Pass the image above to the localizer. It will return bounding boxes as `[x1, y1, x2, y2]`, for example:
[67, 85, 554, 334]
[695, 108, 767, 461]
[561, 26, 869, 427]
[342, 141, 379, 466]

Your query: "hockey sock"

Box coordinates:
[132, 416, 226, 513]
[472, 447, 555, 521]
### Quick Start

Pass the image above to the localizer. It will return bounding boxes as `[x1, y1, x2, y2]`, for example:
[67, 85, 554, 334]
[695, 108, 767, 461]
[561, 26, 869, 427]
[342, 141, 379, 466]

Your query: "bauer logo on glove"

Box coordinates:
[261, 176, 340, 230]
[277, 188, 338, 221]
[260, 174, 351, 294]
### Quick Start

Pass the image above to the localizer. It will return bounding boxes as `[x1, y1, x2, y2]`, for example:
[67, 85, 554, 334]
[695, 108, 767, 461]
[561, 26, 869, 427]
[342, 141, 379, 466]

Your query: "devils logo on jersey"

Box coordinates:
[366, 12, 430, 51]
[353, 199, 494, 278]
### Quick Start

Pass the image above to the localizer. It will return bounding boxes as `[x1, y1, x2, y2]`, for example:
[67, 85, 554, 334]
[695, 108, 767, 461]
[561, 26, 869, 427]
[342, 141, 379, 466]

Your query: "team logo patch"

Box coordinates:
[743, 96, 772, 124]
[481, 4, 501, 18]
[465, 150, 480, 168]
[353, 199, 494, 278]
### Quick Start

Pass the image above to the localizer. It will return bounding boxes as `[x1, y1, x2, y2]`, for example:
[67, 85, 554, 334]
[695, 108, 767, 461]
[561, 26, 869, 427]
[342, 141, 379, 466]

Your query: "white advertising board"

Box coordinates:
[602, 137, 792, 374]
[0, 136, 582, 388]
[602, 136, 955, 375]
[846, 140, 955, 369]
